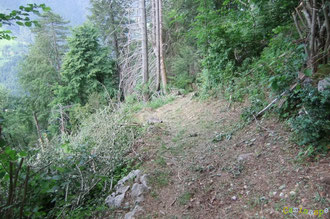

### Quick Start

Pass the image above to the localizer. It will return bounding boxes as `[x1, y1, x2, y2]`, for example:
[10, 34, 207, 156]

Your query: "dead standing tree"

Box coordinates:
[151, 0, 167, 93]
[141, 0, 149, 101]
[158, 0, 167, 93]
[116, 0, 167, 98]
[117, 3, 144, 97]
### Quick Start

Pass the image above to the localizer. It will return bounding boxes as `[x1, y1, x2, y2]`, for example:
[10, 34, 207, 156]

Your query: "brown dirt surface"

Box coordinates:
[131, 94, 330, 219]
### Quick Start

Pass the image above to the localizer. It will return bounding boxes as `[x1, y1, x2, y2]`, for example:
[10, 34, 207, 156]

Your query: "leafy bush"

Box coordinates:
[287, 86, 330, 155]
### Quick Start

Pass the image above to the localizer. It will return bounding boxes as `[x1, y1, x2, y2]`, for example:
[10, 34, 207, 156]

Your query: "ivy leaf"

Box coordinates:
[16, 21, 24, 26]
[303, 69, 312, 77]
[19, 151, 28, 157]
[42, 7, 51, 12]
[0, 171, 6, 179]
[25, 21, 32, 27]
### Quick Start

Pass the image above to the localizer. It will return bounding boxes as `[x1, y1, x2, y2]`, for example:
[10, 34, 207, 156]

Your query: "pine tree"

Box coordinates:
[18, 12, 69, 138]
[55, 24, 116, 106]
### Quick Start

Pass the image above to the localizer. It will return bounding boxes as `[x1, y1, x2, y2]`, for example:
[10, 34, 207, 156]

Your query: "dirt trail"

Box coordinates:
[133, 94, 330, 219]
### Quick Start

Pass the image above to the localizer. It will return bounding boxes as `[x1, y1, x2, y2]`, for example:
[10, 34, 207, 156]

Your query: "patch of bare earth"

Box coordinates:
[133, 94, 330, 219]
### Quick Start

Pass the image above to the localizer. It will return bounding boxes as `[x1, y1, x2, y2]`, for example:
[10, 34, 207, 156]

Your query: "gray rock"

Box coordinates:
[318, 77, 330, 92]
[135, 195, 144, 204]
[131, 183, 146, 199]
[237, 153, 254, 161]
[140, 174, 150, 189]
[279, 184, 286, 190]
[116, 170, 141, 189]
[147, 117, 163, 125]
[125, 205, 143, 219]
[105, 185, 129, 208]
[105, 192, 126, 208]
[116, 185, 130, 195]
[289, 191, 296, 196]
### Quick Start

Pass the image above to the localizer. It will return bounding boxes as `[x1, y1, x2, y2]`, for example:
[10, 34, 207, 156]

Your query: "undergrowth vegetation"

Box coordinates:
[0, 89, 176, 217]
[165, 0, 329, 159]
[0, 102, 142, 217]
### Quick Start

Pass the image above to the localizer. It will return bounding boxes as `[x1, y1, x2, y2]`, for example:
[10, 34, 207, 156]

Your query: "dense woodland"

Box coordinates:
[0, 0, 329, 218]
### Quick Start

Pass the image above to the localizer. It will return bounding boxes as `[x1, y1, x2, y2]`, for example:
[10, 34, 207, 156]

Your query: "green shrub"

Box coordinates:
[288, 86, 330, 155]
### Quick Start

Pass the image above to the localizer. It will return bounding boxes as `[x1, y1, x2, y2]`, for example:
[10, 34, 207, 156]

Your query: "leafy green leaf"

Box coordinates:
[19, 151, 28, 157]
[16, 21, 24, 26]
[303, 68, 312, 77]
[42, 7, 51, 12]
[25, 21, 32, 27]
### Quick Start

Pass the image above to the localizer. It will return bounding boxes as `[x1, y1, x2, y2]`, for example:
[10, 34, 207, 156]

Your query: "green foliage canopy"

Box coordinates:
[55, 24, 117, 106]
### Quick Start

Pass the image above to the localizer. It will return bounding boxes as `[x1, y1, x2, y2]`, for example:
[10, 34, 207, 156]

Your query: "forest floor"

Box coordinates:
[130, 93, 330, 218]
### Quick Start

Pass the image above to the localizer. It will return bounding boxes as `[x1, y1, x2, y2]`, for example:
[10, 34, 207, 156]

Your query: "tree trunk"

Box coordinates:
[59, 105, 65, 138]
[310, 0, 317, 74]
[158, 0, 167, 93]
[294, 0, 329, 76]
[109, 2, 123, 100]
[33, 112, 44, 151]
[154, 0, 161, 91]
[141, 0, 149, 101]
[50, 22, 61, 73]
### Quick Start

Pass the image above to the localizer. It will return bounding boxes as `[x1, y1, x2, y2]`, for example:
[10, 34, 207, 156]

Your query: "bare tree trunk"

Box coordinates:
[33, 112, 44, 151]
[310, 0, 317, 73]
[154, 0, 161, 91]
[158, 0, 167, 93]
[50, 22, 61, 73]
[108, 2, 123, 100]
[322, 0, 330, 63]
[59, 105, 65, 138]
[294, 0, 329, 76]
[141, 0, 149, 101]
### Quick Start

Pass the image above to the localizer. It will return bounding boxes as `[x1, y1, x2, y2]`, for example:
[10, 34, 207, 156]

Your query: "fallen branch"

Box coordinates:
[256, 90, 287, 118]
[256, 80, 302, 118]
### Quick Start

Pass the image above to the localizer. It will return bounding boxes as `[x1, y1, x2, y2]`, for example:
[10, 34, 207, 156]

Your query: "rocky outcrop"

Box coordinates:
[105, 170, 150, 218]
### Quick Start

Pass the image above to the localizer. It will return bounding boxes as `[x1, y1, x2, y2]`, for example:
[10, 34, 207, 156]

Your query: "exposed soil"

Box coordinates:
[132, 94, 330, 219]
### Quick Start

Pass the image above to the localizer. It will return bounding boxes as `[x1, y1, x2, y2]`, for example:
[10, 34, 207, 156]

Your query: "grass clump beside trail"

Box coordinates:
[124, 94, 176, 113]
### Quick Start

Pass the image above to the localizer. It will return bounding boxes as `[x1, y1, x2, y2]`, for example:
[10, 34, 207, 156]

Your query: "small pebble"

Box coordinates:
[279, 184, 286, 190]
[290, 191, 296, 196]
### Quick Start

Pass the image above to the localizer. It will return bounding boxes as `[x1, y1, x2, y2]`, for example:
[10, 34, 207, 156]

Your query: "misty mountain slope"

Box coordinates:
[0, 0, 91, 94]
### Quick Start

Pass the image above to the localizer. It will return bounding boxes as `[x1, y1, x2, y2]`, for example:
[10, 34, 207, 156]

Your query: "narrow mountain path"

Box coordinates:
[133, 94, 329, 219]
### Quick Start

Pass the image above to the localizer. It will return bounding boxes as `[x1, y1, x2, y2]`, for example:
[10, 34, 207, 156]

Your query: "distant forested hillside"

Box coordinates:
[0, 0, 89, 26]
[0, 0, 90, 94]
